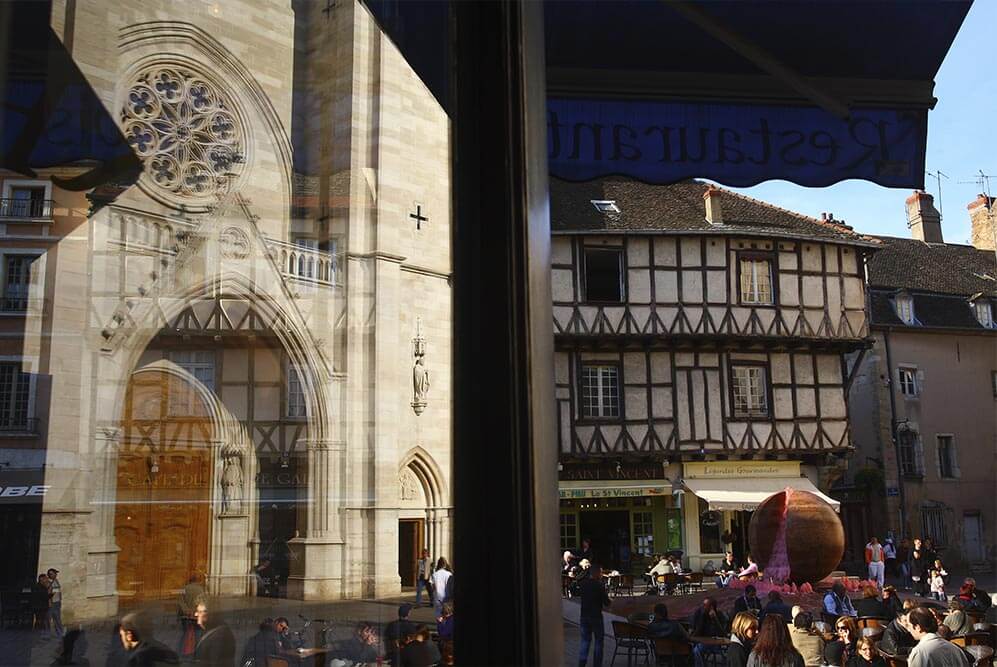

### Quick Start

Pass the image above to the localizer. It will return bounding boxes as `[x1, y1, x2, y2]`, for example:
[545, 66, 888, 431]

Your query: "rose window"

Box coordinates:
[121, 67, 244, 202]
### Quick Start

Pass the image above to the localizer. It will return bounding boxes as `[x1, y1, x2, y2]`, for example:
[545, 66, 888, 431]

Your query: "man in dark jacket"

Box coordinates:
[646, 603, 689, 640]
[192, 603, 236, 667]
[384, 605, 419, 666]
[879, 612, 917, 656]
[733, 585, 763, 615]
[119, 612, 180, 666]
[760, 591, 793, 622]
[239, 619, 281, 667]
[577, 564, 611, 667]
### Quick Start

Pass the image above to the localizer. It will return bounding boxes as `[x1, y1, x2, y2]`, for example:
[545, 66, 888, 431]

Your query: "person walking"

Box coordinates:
[430, 557, 453, 617]
[747, 615, 804, 667]
[883, 539, 897, 580]
[415, 549, 433, 607]
[865, 537, 885, 590]
[31, 573, 50, 631]
[47, 568, 64, 638]
[576, 564, 611, 667]
[192, 602, 236, 667]
[118, 611, 180, 666]
[906, 607, 970, 667]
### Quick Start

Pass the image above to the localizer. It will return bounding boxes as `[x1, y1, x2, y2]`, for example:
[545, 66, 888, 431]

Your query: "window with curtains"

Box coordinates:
[731, 364, 769, 418]
[739, 257, 773, 304]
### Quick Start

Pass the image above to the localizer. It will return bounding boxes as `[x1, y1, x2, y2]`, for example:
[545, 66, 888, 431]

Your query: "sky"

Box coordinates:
[727, 1, 996, 244]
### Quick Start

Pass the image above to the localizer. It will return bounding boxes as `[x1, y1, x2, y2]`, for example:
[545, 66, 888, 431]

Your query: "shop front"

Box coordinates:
[680, 461, 840, 572]
[559, 476, 682, 574]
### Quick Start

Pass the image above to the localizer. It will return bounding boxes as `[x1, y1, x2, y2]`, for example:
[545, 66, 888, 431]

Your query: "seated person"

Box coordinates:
[716, 553, 741, 588]
[736, 555, 759, 581]
[385, 605, 419, 665]
[881, 586, 903, 620]
[759, 591, 793, 622]
[437, 602, 455, 641]
[853, 585, 889, 619]
[845, 637, 886, 667]
[692, 597, 729, 637]
[823, 582, 858, 620]
[823, 616, 857, 667]
[341, 622, 380, 664]
[733, 585, 763, 616]
[943, 599, 971, 637]
[399, 625, 441, 667]
[728, 612, 759, 667]
[648, 556, 675, 594]
[878, 611, 916, 657]
[788, 612, 824, 667]
[647, 603, 689, 640]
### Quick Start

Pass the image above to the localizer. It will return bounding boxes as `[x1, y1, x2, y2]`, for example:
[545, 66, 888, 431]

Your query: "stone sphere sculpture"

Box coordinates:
[748, 488, 844, 584]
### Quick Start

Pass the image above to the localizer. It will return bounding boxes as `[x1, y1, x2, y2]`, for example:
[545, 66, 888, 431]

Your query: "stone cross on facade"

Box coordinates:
[409, 204, 428, 231]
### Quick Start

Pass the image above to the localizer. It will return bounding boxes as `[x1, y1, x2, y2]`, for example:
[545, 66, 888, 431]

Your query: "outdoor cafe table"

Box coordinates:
[689, 636, 731, 647]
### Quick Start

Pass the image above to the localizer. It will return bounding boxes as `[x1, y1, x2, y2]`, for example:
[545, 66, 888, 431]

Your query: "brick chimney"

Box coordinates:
[704, 186, 723, 225]
[906, 191, 943, 243]
[968, 194, 996, 250]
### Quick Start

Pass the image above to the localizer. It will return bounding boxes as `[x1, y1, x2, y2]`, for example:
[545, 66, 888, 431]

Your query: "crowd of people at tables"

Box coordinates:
[572, 534, 994, 667]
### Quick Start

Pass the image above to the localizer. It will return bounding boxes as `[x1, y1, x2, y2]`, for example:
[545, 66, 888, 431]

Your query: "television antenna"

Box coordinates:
[925, 169, 948, 220]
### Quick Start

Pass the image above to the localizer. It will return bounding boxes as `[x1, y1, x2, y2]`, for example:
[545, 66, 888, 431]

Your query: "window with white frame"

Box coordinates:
[739, 257, 773, 304]
[731, 364, 769, 417]
[895, 293, 915, 325]
[898, 367, 919, 397]
[921, 505, 948, 546]
[898, 428, 924, 477]
[580, 363, 620, 418]
[936, 435, 958, 479]
[559, 512, 578, 552]
[0, 362, 32, 430]
[168, 350, 215, 415]
[2, 254, 38, 311]
[973, 300, 993, 328]
[286, 361, 307, 418]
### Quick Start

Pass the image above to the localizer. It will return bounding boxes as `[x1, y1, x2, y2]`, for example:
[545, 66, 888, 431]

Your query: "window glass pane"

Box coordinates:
[740, 258, 772, 304]
[584, 248, 623, 302]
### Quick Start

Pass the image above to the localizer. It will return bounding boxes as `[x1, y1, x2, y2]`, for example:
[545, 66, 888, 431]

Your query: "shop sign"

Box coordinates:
[683, 460, 800, 479]
[560, 462, 661, 482]
[559, 485, 668, 499]
[886, 487, 900, 497]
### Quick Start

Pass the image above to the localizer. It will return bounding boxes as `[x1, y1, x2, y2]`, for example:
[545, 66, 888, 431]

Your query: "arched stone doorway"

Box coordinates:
[114, 366, 214, 601]
[398, 448, 450, 587]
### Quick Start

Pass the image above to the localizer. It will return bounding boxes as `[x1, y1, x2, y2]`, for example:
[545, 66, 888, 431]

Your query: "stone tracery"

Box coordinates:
[121, 67, 244, 204]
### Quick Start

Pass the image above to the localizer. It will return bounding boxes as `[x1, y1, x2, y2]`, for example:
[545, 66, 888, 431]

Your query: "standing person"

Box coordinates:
[928, 570, 946, 602]
[729, 612, 760, 667]
[47, 568, 64, 638]
[846, 637, 886, 667]
[579, 538, 595, 564]
[909, 539, 929, 597]
[176, 575, 205, 658]
[883, 539, 898, 580]
[788, 612, 824, 667]
[882, 585, 904, 620]
[906, 607, 970, 667]
[430, 557, 453, 617]
[897, 539, 911, 590]
[415, 549, 433, 607]
[746, 615, 804, 667]
[823, 582, 858, 620]
[576, 564, 611, 667]
[118, 612, 180, 665]
[31, 573, 50, 631]
[192, 602, 236, 667]
[865, 537, 885, 590]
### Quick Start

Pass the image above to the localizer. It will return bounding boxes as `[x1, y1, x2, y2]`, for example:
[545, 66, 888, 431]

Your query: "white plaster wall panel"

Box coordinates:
[731, 307, 750, 333]
[799, 422, 819, 447]
[626, 387, 648, 420]
[222, 349, 248, 382]
[816, 354, 841, 384]
[551, 268, 574, 302]
[826, 278, 842, 318]
[681, 237, 702, 267]
[675, 373, 691, 441]
[729, 352, 767, 363]
[793, 354, 814, 384]
[553, 307, 573, 332]
[708, 307, 727, 331]
[659, 307, 678, 331]
[819, 388, 846, 419]
[840, 248, 857, 274]
[681, 270, 702, 303]
[674, 353, 695, 367]
[254, 347, 280, 382]
[253, 385, 280, 420]
[795, 387, 817, 418]
[653, 237, 677, 266]
[705, 238, 726, 266]
[685, 306, 705, 332]
[781, 309, 799, 335]
[779, 274, 800, 307]
[602, 425, 622, 448]
[653, 423, 673, 448]
[778, 251, 798, 272]
[706, 270, 726, 303]
[575, 425, 594, 448]
[628, 269, 651, 304]
[824, 245, 839, 273]
[552, 237, 573, 264]
[776, 422, 795, 448]
[801, 244, 821, 272]
[753, 422, 772, 449]
[560, 403, 572, 452]
[801, 275, 824, 308]
[555, 351, 570, 384]
[588, 236, 624, 247]
[628, 237, 649, 266]
[773, 388, 794, 419]
[624, 352, 646, 384]
[770, 354, 791, 384]
[655, 270, 678, 302]
[581, 351, 621, 362]
[631, 306, 651, 332]
[843, 276, 864, 309]
[605, 307, 625, 331]
[706, 370, 722, 437]
[847, 311, 867, 336]
[691, 370, 707, 438]
[804, 309, 823, 334]
[580, 306, 598, 325]
[756, 308, 775, 332]
[650, 352, 671, 384]
[699, 353, 719, 368]
[220, 385, 248, 420]
[823, 420, 847, 448]
[629, 424, 648, 450]
[555, 387, 569, 400]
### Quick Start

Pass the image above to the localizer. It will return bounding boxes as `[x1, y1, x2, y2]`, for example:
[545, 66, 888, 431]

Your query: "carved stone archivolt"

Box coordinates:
[121, 66, 245, 206]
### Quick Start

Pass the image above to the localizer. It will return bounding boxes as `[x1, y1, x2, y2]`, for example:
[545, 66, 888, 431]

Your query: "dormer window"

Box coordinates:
[973, 299, 993, 328]
[590, 200, 620, 214]
[895, 293, 915, 325]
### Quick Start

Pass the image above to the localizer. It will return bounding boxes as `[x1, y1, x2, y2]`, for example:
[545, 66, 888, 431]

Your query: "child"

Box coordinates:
[929, 569, 947, 601]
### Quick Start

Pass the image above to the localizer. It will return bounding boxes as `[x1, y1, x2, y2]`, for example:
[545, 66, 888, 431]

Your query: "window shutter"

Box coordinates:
[916, 370, 925, 395]
[914, 436, 925, 475]
[951, 439, 961, 479]
[933, 438, 942, 479]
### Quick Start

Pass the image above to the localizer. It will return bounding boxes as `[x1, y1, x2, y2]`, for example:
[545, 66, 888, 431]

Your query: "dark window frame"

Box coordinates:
[581, 245, 626, 304]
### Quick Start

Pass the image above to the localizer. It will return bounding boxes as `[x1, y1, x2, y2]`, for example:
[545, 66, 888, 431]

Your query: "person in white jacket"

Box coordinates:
[430, 558, 453, 617]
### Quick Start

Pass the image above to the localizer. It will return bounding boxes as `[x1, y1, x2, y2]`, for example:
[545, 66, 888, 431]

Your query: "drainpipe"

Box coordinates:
[883, 330, 909, 538]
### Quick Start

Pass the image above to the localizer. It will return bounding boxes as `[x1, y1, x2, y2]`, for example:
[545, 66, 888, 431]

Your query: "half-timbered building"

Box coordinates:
[552, 178, 874, 570]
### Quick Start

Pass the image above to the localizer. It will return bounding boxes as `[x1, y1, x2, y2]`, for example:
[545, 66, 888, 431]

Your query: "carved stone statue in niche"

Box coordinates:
[411, 318, 429, 415]
[400, 468, 418, 502]
[221, 455, 243, 514]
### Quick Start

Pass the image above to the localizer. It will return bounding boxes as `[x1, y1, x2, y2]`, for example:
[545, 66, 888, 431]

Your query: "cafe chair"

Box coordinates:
[858, 617, 889, 631]
[610, 621, 652, 667]
[663, 573, 682, 596]
[876, 643, 909, 667]
[652, 637, 692, 667]
[686, 573, 705, 594]
[619, 573, 636, 597]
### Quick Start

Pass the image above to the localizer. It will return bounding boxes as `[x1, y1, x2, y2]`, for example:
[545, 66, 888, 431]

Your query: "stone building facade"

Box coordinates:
[0, 0, 452, 621]
[845, 192, 997, 570]
[551, 179, 872, 571]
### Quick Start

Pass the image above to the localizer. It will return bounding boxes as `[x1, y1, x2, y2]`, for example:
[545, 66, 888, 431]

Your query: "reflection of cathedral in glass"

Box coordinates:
[0, 0, 453, 619]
